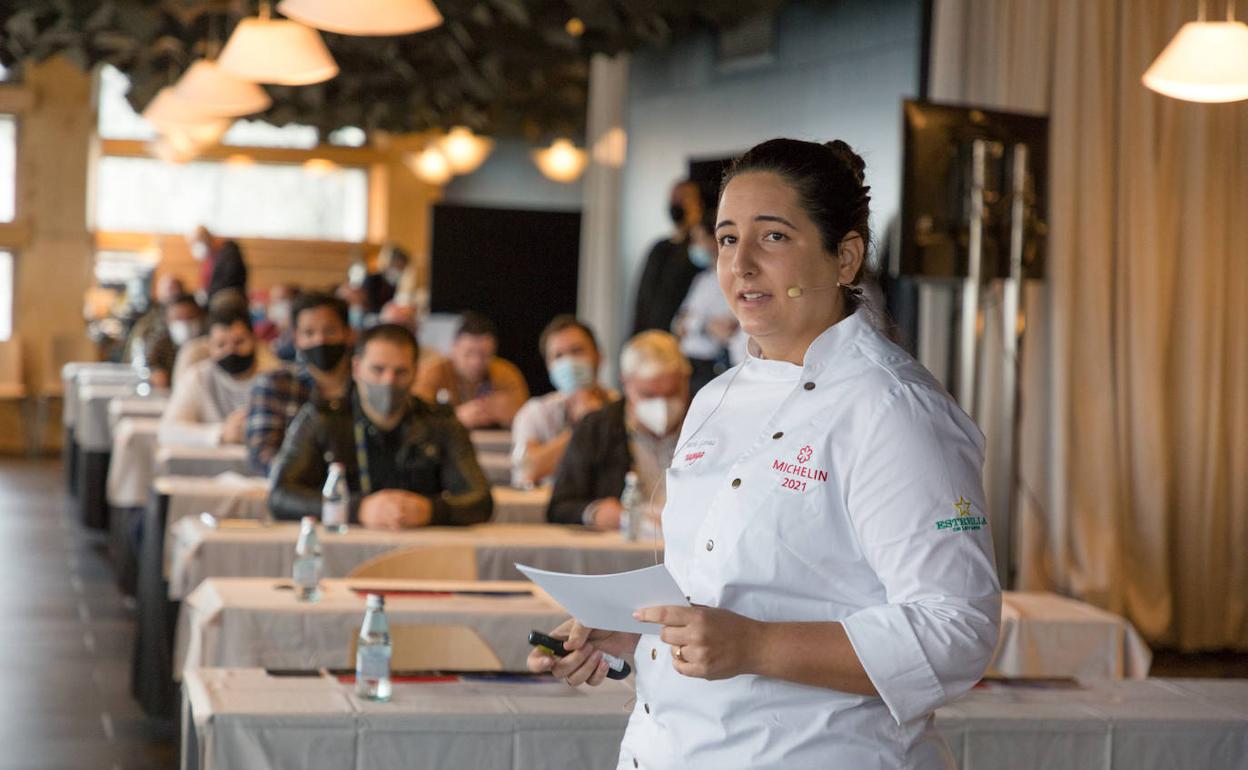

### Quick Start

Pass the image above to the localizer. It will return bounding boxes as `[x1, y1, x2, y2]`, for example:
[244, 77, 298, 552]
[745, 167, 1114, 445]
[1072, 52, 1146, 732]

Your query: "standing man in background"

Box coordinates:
[631, 179, 704, 335]
[188, 225, 247, 303]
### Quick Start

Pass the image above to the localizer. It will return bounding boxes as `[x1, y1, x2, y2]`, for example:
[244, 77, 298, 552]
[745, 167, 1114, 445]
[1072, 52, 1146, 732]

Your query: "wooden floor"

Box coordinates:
[0, 458, 175, 769]
[0, 455, 1242, 769]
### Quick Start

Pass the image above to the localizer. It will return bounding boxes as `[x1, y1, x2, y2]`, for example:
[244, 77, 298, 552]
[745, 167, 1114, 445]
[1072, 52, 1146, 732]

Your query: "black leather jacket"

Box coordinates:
[269, 390, 493, 525]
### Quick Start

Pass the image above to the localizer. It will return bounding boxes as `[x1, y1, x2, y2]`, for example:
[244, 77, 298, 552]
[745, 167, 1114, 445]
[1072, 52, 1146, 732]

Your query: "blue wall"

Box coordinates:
[618, 0, 923, 324]
[440, 136, 583, 212]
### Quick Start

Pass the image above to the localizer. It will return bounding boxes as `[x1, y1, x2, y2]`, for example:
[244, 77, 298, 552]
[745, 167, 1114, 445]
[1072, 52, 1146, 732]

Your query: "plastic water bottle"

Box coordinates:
[356, 593, 392, 701]
[619, 471, 642, 541]
[293, 516, 323, 602]
[322, 462, 348, 534]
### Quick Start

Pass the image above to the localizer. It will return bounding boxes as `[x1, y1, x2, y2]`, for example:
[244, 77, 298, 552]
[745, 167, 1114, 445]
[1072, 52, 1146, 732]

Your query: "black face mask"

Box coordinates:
[299, 343, 348, 372]
[669, 203, 686, 225]
[216, 352, 256, 376]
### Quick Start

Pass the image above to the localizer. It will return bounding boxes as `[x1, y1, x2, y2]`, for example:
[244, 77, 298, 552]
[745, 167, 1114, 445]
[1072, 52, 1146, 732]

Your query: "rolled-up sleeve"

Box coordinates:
[840, 384, 1002, 725]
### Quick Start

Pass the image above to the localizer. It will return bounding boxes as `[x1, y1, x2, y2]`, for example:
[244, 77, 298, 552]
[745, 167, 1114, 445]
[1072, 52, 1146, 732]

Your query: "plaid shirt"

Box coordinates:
[245, 365, 317, 475]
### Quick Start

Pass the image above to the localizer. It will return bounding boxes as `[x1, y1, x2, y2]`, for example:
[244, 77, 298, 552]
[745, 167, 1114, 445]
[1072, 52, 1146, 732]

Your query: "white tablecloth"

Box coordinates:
[993, 591, 1152, 680]
[76, 382, 147, 451]
[108, 394, 169, 430]
[470, 429, 512, 455]
[107, 417, 163, 508]
[63, 363, 137, 428]
[154, 476, 551, 530]
[182, 668, 633, 770]
[478, 453, 512, 486]
[156, 444, 255, 478]
[166, 520, 664, 600]
[940, 678, 1248, 769]
[175, 578, 568, 678]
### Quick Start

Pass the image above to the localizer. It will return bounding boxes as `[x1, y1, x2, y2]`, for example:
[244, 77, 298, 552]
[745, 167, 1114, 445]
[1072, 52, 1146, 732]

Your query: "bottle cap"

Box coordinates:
[301, 516, 317, 526]
[366, 593, 385, 609]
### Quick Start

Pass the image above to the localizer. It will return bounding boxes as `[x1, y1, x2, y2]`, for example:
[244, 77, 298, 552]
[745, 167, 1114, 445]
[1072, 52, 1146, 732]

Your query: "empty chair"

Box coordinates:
[0, 335, 27, 452]
[346, 544, 478, 581]
[348, 624, 502, 672]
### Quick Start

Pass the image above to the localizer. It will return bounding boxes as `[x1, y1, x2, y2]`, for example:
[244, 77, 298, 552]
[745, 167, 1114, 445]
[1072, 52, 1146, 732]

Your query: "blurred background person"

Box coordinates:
[632, 179, 704, 335]
[187, 225, 247, 303]
[511, 315, 617, 488]
[255, 282, 298, 358]
[415, 311, 529, 430]
[546, 330, 690, 530]
[672, 209, 745, 394]
[268, 324, 492, 529]
[172, 288, 249, 385]
[362, 242, 410, 316]
[159, 304, 278, 447]
[142, 294, 204, 389]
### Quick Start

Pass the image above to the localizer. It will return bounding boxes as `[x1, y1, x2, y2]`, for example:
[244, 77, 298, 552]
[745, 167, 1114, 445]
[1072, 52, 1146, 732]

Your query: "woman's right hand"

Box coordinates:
[527, 618, 640, 687]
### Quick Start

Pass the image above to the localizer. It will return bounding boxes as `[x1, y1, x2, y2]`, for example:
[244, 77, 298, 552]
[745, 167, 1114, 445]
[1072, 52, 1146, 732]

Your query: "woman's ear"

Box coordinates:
[837, 232, 865, 284]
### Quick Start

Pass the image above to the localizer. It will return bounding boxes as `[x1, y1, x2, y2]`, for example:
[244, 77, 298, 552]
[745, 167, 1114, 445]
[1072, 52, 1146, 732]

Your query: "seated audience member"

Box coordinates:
[672, 210, 743, 394]
[546, 330, 690, 529]
[160, 305, 278, 446]
[144, 294, 204, 388]
[511, 315, 617, 487]
[255, 283, 297, 344]
[414, 311, 529, 429]
[378, 300, 419, 336]
[245, 292, 354, 475]
[172, 288, 249, 385]
[269, 324, 492, 528]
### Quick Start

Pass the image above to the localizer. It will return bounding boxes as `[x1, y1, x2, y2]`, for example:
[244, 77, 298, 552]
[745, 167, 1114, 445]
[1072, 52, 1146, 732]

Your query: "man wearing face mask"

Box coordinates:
[511, 315, 617, 487]
[269, 324, 492, 528]
[245, 292, 354, 475]
[159, 306, 278, 446]
[142, 295, 205, 389]
[188, 225, 247, 303]
[673, 210, 746, 394]
[631, 180, 705, 336]
[546, 331, 690, 529]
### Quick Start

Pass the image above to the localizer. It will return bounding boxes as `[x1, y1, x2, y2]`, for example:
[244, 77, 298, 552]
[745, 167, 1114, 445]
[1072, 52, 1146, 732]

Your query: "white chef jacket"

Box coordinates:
[617, 308, 1001, 770]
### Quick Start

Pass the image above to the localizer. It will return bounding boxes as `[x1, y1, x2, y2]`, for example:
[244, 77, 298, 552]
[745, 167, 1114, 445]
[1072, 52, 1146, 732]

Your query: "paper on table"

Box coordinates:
[515, 563, 688, 635]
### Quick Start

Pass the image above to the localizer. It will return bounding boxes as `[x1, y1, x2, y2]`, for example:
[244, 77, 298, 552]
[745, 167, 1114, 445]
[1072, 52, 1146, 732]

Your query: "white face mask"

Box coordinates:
[168, 319, 200, 346]
[190, 241, 210, 261]
[633, 396, 684, 436]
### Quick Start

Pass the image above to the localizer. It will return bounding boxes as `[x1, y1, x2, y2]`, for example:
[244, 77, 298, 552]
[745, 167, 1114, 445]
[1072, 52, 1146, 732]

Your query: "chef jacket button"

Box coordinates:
[772, 431, 784, 439]
[731, 478, 741, 488]
[803, 381, 816, 391]
[705, 539, 714, 551]
[644, 703, 651, 714]
[651, 648, 657, 660]
[633, 759, 639, 768]
[685, 595, 691, 602]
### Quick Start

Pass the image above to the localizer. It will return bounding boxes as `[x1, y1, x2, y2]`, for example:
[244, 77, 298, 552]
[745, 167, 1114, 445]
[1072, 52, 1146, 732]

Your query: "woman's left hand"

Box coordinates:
[633, 605, 765, 680]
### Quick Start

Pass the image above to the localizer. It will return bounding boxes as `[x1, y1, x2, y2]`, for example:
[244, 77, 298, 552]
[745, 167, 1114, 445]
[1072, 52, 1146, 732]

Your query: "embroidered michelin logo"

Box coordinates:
[935, 496, 988, 532]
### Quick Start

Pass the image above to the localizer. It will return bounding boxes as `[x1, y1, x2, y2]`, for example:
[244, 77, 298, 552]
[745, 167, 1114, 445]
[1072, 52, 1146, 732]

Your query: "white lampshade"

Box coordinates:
[436, 126, 493, 174]
[406, 146, 452, 185]
[218, 17, 339, 85]
[1142, 20, 1248, 103]
[142, 87, 217, 128]
[277, 0, 443, 36]
[172, 60, 273, 117]
[532, 138, 587, 183]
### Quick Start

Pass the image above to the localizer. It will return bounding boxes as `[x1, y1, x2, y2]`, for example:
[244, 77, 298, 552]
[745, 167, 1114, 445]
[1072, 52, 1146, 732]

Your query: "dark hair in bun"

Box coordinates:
[720, 138, 873, 309]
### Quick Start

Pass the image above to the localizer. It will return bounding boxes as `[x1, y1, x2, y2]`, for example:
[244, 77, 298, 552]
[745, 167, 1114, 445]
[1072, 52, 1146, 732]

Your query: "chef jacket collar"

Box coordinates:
[744, 307, 870, 380]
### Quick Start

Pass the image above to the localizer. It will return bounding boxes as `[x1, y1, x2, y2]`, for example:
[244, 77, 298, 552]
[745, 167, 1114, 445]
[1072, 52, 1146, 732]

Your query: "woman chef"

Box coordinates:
[529, 138, 1002, 769]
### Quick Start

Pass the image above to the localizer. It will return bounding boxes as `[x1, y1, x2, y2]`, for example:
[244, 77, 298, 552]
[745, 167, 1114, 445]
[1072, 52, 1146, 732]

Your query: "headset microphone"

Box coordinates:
[786, 285, 839, 298]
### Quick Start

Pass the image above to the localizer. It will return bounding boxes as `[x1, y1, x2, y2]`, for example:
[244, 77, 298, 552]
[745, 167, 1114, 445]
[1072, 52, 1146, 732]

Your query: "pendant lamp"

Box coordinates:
[532, 139, 587, 183]
[406, 146, 452, 185]
[276, 0, 443, 36]
[218, 15, 338, 85]
[172, 60, 272, 117]
[141, 87, 233, 145]
[1143, 3, 1248, 103]
[436, 126, 493, 175]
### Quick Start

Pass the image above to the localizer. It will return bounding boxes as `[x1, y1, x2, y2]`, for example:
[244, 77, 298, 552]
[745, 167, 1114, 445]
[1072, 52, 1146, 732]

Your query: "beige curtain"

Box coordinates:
[931, 0, 1248, 651]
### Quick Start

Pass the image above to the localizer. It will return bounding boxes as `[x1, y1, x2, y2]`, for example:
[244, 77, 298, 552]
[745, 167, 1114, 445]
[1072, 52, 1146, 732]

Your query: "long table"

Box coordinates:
[992, 591, 1152, 679]
[166, 520, 661, 600]
[182, 668, 634, 770]
[175, 578, 568, 678]
[182, 671, 1248, 770]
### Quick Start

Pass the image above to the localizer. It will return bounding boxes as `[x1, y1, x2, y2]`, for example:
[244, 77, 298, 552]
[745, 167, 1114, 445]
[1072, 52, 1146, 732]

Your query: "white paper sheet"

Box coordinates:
[515, 563, 689, 634]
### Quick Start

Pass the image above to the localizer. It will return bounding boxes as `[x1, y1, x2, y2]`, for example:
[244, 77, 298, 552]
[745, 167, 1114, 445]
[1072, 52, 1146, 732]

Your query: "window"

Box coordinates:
[94, 156, 368, 241]
[0, 115, 14, 222]
[0, 250, 12, 341]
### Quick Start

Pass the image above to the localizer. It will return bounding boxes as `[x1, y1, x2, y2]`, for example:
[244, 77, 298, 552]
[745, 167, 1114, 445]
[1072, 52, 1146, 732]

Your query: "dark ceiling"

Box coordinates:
[0, 0, 785, 140]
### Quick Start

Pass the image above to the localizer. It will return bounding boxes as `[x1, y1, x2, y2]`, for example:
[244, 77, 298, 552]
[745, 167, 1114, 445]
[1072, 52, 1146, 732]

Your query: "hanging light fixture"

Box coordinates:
[532, 138, 587, 183]
[142, 87, 234, 149]
[149, 137, 198, 165]
[1143, 1, 1248, 103]
[405, 146, 452, 185]
[218, 4, 339, 86]
[436, 126, 494, 175]
[276, 0, 443, 36]
[172, 60, 273, 117]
